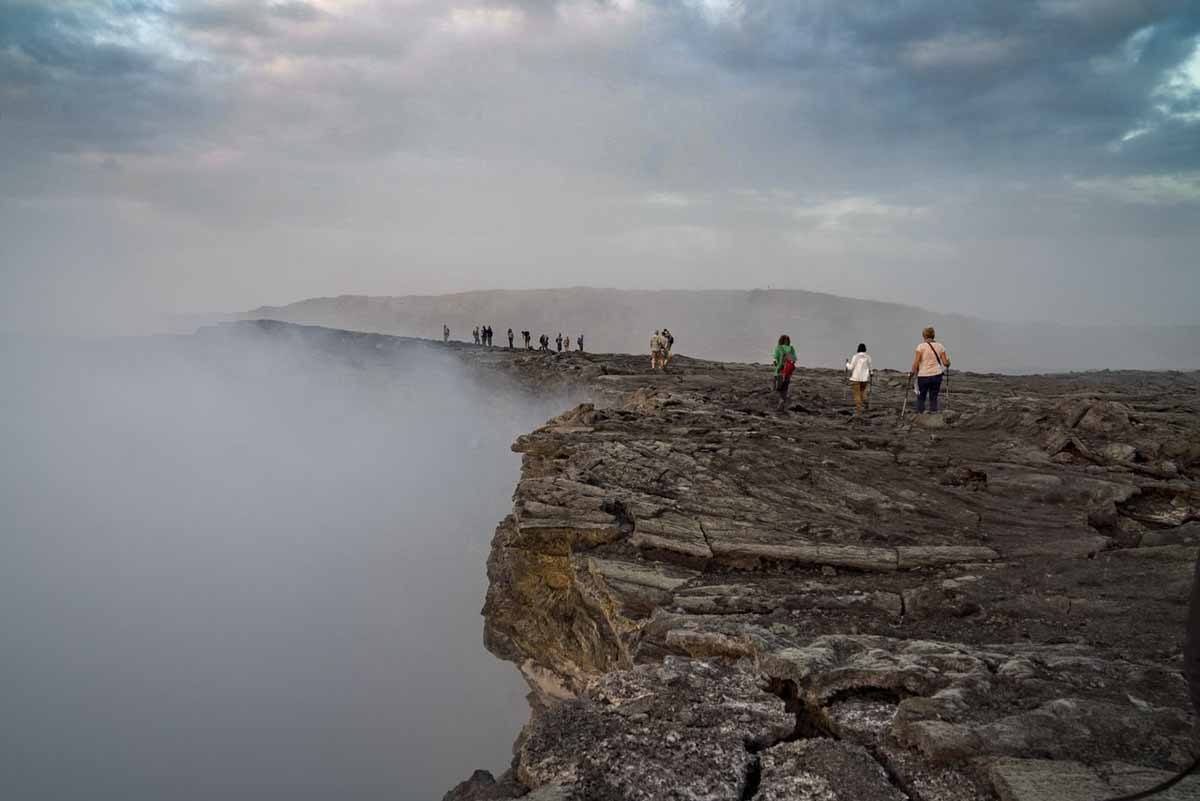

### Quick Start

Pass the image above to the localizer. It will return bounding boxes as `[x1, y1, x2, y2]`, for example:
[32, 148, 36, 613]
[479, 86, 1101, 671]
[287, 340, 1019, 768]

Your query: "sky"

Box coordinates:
[1, 0, 1198, 334]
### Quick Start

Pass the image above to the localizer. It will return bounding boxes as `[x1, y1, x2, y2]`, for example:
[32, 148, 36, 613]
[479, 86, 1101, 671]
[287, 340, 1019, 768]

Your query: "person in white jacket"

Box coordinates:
[846, 343, 873, 416]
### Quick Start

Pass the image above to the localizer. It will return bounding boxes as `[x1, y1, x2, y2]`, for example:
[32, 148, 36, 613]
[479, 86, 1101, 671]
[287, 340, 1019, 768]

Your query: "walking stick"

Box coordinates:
[944, 368, 951, 409]
[899, 373, 915, 422]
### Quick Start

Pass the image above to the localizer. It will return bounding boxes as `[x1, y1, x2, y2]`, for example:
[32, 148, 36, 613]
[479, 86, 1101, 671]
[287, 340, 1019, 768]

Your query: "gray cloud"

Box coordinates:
[1, 1, 1197, 333]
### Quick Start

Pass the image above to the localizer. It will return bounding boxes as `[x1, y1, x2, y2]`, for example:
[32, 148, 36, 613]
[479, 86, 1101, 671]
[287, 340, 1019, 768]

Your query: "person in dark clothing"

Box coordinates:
[555, 333, 563, 352]
[523, 330, 531, 350]
[487, 326, 494, 346]
[577, 333, 584, 352]
[507, 328, 514, 348]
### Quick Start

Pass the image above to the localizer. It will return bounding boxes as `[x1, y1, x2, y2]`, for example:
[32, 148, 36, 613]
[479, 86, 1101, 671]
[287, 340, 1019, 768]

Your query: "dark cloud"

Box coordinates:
[0, 1, 1197, 332]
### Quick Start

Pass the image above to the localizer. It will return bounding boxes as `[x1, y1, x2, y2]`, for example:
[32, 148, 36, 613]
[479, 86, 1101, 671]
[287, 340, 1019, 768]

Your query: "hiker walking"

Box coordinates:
[662, 328, 674, 368]
[576, 333, 584, 353]
[772, 334, 797, 412]
[909, 326, 950, 414]
[443, 324, 449, 343]
[650, 330, 666, 370]
[846, 343, 873, 416]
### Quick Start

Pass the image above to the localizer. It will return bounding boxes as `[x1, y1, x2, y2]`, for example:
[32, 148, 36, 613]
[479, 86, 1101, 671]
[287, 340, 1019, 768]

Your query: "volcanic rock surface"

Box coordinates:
[215, 323, 1200, 801]
[426, 335, 1200, 801]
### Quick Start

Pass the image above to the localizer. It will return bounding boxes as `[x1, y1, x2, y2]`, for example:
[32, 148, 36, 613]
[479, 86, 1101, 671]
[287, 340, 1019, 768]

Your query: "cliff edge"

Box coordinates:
[446, 345, 1199, 801]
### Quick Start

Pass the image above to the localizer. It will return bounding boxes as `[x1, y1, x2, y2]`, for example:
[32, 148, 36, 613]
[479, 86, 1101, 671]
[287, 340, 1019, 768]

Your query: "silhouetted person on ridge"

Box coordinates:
[472, 326, 479, 345]
[443, 324, 449, 343]
[523, 330, 531, 350]
[555, 333, 563, 353]
[577, 333, 584, 353]
[507, 328, 514, 349]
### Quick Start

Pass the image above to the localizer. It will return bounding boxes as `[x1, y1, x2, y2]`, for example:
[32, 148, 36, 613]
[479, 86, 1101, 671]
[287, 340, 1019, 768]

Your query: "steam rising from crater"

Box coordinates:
[0, 326, 563, 800]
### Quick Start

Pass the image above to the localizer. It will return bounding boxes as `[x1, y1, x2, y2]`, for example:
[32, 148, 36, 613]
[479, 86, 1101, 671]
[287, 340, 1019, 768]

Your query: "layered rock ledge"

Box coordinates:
[301, 335, 1196, 801]
[439, 345, 1200, 801]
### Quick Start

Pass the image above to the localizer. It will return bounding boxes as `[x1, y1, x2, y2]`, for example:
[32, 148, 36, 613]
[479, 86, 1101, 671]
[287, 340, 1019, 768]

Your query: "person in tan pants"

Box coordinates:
[846, 343, 873, 416]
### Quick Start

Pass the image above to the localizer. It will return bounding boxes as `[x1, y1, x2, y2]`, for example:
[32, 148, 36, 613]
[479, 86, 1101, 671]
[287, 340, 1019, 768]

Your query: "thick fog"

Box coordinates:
[0, 326, 569, 800]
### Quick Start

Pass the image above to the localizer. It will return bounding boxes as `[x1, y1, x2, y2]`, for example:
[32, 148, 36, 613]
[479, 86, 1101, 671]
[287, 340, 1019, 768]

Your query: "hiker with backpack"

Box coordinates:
[576, 333, 584, 353]
[846, 343, 873, 416]
[772, 334, 797, 412]
[909, 327, 950, 414]
[662, 328, 674, 367]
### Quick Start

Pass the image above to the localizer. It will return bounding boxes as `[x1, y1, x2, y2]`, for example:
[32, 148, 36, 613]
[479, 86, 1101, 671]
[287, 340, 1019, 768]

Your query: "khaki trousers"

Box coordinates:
[852, 381, 869, 414]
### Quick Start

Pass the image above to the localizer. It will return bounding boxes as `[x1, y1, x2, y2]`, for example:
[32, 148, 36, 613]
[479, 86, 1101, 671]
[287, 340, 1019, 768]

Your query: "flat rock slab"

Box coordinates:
[989, 759, 1117, 801]
[1096, 761, 1200, 801]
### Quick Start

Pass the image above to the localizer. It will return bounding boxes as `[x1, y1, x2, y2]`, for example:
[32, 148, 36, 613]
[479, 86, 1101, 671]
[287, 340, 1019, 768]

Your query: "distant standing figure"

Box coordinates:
[772, 334, 797, 412]
[909, 326, 950, 414]
[650, 330, 666, 370]
[576, 334, 584, 353]
[507, 328, 514, 349]
[846, 343, 873, 416]
[555, 333, 563, 353]
[662, 328, 674, 367]
[487, 325, 494, 347]
[443, 324, 449, 343]
[523, 330, 531, 350]
[473, 326, 480, 345]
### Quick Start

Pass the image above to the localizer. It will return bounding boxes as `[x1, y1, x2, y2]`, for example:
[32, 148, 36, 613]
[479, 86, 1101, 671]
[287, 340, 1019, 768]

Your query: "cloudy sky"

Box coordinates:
[2, 0, 1198, 334]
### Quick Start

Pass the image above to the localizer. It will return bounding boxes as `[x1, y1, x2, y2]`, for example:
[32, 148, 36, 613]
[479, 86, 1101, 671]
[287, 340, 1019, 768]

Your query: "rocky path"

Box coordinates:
[435, 340, 1199, 801]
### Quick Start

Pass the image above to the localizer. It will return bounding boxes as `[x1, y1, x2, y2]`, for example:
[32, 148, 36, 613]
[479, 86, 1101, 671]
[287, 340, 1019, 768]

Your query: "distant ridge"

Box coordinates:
[230, 288, 1199, 373]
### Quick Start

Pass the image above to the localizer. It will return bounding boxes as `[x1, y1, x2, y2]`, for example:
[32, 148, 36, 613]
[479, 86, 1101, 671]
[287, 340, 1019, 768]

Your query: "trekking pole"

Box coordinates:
[944, 368, 951, 409]
[898, 374, 913, 422]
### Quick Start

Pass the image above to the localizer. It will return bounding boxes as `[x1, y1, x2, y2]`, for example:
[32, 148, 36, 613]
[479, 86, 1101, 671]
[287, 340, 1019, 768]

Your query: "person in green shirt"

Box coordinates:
[772, 334, 797, 412]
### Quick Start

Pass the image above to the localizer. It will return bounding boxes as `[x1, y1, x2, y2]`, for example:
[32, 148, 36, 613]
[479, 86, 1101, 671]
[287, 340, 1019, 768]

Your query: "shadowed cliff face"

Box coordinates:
[0, 325, 573, 801]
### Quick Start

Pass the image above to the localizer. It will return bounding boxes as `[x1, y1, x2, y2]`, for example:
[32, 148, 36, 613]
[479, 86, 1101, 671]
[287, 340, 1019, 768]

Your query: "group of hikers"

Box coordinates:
[773, 325, 951, 416]
[649, 328, 675, 370]
[443, 324, 585, 353]
[443, 321, 951, 419]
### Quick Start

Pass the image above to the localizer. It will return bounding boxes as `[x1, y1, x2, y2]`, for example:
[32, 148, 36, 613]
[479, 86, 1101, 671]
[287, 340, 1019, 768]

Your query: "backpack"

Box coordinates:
[781, 352, 796, 380]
